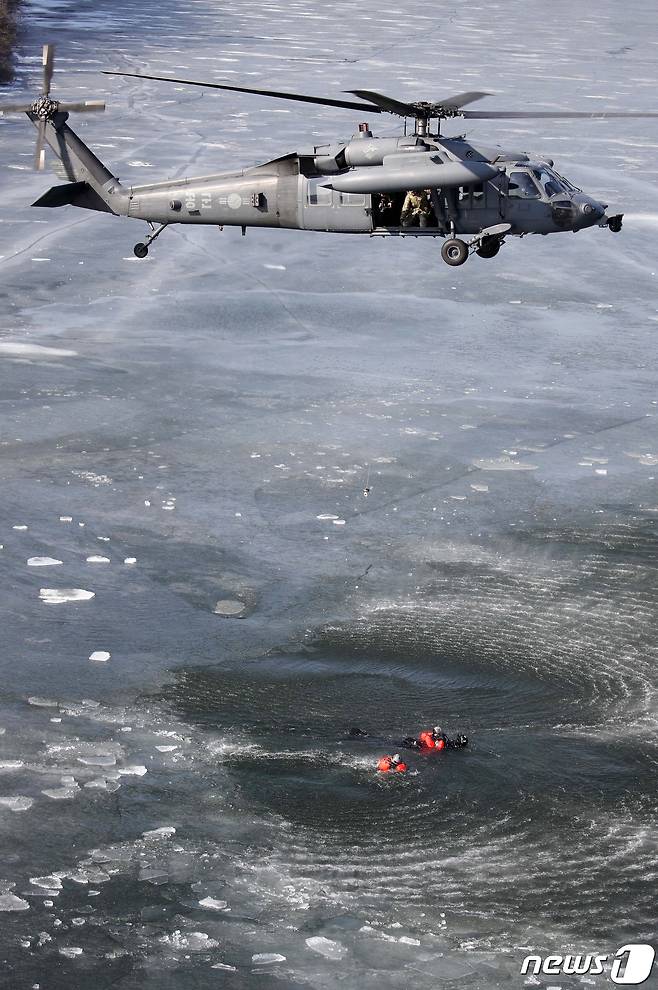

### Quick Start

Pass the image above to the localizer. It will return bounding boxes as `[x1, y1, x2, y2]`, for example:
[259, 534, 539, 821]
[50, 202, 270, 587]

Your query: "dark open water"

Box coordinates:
[0, 0, 657, 986]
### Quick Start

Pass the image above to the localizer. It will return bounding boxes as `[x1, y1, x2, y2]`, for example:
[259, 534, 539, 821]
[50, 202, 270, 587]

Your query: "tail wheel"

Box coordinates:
[476, 237, 501, 259]
[441, 238, 469, 266]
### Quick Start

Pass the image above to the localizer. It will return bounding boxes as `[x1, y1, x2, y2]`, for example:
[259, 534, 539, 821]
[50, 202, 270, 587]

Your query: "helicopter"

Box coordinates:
[3, 45, 658, 267]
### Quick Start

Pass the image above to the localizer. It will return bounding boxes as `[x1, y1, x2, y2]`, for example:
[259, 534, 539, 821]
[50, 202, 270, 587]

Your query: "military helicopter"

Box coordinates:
[4, 45, 658, 266]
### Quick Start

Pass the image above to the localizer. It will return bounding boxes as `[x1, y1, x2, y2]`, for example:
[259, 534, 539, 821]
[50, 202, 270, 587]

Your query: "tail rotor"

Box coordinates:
[0, 44, 105, 170]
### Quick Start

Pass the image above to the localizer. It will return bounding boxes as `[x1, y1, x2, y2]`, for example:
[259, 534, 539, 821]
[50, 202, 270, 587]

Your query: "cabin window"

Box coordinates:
[307, 179, 332, 205]
[338, 192, 366, 206]
[507, 172, 541, 199]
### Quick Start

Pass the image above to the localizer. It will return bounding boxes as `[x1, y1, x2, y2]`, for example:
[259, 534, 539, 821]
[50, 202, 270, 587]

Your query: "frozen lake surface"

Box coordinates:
[1, 0, 658, 986]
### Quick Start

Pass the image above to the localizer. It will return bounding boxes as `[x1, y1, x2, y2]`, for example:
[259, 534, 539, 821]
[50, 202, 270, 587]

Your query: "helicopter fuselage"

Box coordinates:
[30, 113, 621, 265]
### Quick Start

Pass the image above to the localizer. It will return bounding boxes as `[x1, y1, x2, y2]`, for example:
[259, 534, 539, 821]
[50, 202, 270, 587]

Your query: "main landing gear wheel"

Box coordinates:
[476, 237, 500, 259]
[133, 242, 149, 259]
[441, 238, 469, 266]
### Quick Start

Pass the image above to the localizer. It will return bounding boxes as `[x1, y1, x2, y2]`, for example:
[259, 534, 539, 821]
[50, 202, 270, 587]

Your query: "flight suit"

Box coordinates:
[401, 189, 434, 227]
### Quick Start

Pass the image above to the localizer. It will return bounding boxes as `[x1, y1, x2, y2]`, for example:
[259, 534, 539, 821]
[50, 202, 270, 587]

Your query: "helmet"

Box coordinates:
[392, 753, 400, 762]
[433, 726, 441, 734]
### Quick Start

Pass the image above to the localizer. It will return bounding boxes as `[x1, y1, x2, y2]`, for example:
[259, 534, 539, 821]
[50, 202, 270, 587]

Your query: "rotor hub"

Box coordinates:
[30, 95, 60, 120]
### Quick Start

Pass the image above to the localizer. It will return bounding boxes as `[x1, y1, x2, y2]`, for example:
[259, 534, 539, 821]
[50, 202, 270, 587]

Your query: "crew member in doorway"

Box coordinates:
[401, 189, 434, 228]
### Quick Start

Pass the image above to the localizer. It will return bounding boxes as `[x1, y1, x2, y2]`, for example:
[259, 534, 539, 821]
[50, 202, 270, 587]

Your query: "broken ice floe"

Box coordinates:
[12, 524, 28, 531]
[252, 953, 286, 965]
[86, 555, 110, 563]
[142, 826, 176, 839]
[30, 875, 63, 890]
[42, 785, 80, 800]
[213, 599, 246, 617]
[199, 896, 229, 911]
[27, 557, 63, 567]
[0, 760, 24, 771]
[0, 893, 29, 911]
[160, 930, 218, 951]
[0, 342, 77, 359]
[89, 651, 111, 662]
[0, 796, 33, 812]
[39, 589, 95, 604]
[123, 557, 137, 564]
[473, 457, 538, 471]
[305, 936, 347, 960]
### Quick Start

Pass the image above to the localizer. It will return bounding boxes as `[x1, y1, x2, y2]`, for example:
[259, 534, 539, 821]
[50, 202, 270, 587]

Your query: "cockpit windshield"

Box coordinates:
[532, 167, 563, 198]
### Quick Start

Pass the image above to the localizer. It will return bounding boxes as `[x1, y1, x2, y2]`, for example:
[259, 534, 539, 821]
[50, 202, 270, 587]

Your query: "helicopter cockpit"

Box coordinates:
[506, 162, 579, 202]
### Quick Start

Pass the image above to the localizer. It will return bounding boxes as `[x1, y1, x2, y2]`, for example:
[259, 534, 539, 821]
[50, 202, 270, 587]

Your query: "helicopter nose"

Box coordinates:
[575, 195, 606, 226]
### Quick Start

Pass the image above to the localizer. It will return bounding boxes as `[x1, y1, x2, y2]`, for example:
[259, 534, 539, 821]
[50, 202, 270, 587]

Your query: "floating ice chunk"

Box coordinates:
[264, 263, 286, 270]
[117, 765, 147, 776]
[472, 457, 538, 472]
[161, 930, 218, 950]
[12, 524, 28, 531]
[317, 514, 339, 521]
[123, 557, 137, 564]
[59, 516, 73, 522]
[470, 484, 489, 492]
[0, 760, 24, 771]
[86, 555, 110, 563]
[595, 468, 608, 476]
[28, 696, 57, 707]
[305, 936, 347, 960]
[332, 519, 346, 526]
[42, 786, 79, 799]
[39, 588, 95, 604]
[199, 896, 228, 910]
[77, 755, 116, 767]
[59, 947, 83, 957]
[252, 953, 286, 965]
[142, 826, 176, 839]
[0, 341, 77, 359]
[398, 936, 420, 945]
[30, 875, 63, 889]
[89, 651, 111, 662]
[213, 600, 246, 617]
[0, 894, 29, 911]
[84, 778, 120, 791]
[0, 796, 33, 812]
[27, 557, 63, 567]
[212, 962, 237, 971]
[155, 745, 177, 752]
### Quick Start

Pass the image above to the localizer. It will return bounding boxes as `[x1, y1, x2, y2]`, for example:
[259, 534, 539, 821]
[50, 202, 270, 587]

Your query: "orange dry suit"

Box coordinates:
[418, 730, 445, 751]
[377, 755, 408, 773]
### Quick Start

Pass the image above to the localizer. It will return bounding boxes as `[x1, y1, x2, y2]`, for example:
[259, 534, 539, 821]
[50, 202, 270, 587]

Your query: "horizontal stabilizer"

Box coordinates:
[31, 181, 115, 213]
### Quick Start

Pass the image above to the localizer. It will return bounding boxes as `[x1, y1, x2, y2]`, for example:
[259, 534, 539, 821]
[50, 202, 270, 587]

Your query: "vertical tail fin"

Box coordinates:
[31, 111, 128, 215]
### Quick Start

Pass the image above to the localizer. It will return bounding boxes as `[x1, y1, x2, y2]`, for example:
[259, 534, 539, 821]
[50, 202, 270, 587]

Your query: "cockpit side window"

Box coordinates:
[507, 171, 541, 199]
[533, 168, 562, 198]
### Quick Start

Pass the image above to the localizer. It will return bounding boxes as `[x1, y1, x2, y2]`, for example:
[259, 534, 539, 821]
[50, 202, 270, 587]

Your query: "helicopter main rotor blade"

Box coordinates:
[435, 91, 491, 109]
[34, 118, 46, 170]
[58, 100, 106, 112]
[42, 43, 55, 97]
[0, 102, 32, 114]
[348, 89, 491, 117]
[463, 109, 658, 119]
[102, 70, 383, 113]
[347, 90, 418, 116]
